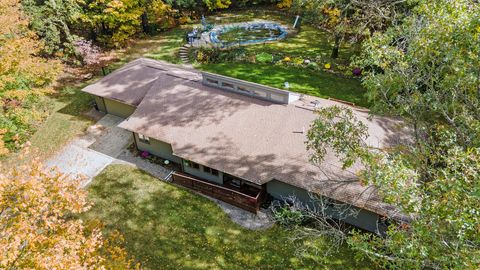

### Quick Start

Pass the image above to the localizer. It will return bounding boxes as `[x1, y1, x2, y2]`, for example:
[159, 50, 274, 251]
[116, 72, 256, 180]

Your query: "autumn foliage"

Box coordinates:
[0, 152, 139, 269]
[0, 0, 61, 155]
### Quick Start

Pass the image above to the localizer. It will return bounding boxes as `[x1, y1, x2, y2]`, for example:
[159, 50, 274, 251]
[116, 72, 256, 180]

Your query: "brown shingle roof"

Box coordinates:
[84, 58, 411, 220]
[82, 59, 165, 106]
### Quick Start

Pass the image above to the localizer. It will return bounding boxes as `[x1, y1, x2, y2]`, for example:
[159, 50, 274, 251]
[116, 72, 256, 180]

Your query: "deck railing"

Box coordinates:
[172, 172, 265, 213]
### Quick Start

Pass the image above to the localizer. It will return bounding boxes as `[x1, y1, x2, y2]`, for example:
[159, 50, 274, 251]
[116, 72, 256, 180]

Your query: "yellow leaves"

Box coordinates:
[276, 0, 292, 9]
[107, 0, 125, 9]
[3, 89, 30, 101]
[322, 6, 341, 27]
[0, 129, 9, 156]
[1, 152, 139, 268]
[0, 0, 61, 154]
[204, 0, 231, 11]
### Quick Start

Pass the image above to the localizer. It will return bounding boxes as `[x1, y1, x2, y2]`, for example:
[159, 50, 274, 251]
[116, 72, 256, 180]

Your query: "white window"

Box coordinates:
[253, 90, 267, 98]
[270, 93, 285, 102]
[138, 134, 150, 144]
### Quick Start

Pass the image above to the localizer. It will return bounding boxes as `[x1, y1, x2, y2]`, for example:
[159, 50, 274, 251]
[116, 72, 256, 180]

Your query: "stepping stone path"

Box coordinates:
[179, 44, 191, 63]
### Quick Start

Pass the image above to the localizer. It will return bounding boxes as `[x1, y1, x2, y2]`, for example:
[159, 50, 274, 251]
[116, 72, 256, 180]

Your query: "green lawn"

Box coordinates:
[28, 85, 95, 159]
[192, 10, 367, 106]
[84, 164, 372, 270]
[199, 62, 368, 107]
[207, 9, 356, 61]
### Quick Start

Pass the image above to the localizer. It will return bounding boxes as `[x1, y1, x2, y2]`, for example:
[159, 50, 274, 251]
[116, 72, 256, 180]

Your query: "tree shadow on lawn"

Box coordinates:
[84, 165, 372, 270]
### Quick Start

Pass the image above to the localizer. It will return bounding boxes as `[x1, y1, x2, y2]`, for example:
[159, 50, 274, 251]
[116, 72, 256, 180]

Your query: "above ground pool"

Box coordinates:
[209, 22, 288, 47]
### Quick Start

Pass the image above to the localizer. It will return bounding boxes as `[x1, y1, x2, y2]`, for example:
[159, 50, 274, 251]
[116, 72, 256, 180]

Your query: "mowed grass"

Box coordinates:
[200, 62, 369, 107]
[246, 25, 356, 62]
[106, 26, 189, 71]
[84, 164, 373, 270]
[207, 9, 356, 61]
[28, 86, 95, 159]
[194, 10, 367, 106]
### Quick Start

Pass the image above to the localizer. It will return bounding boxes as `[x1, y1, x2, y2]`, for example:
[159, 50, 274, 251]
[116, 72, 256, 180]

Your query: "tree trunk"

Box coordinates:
[101, 22, 106, 35]
[90, 28, 97, 42]
[141, 11, 149, 34]
[331, 35, 341, 59]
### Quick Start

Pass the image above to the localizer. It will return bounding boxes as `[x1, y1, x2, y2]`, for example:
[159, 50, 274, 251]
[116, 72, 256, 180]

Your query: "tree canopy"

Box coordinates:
[0, 0, 61, 155]
[306, 0, 480, 268]
[0, 152, 139, 269]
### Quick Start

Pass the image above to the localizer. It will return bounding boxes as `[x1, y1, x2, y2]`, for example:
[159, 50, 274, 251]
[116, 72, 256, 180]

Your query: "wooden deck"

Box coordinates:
[172, 172, 266, 213]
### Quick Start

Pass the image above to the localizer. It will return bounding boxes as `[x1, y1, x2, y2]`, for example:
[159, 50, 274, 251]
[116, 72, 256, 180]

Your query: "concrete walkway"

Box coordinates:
[46, 113, 133, 186]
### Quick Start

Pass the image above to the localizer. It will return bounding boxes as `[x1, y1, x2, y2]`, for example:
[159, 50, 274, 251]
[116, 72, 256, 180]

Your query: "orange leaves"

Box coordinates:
[0, 158, 99, 269]
[0, 156, 140, 269]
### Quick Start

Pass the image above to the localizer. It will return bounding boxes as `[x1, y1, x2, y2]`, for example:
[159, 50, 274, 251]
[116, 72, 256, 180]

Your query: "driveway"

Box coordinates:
[46, 113, 133, 185]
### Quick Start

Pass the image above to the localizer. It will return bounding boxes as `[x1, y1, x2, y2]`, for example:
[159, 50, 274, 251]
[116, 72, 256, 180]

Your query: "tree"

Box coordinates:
[203, 0, 231, 10]
[140, 0, 177, 34]
[81, 0, 144, 46]
[21, 0, 82, 56]
[305, 0, 480, 268]
[283, 0, 411, 59]
[0, 152, 139, 269]
[0, 0, 61, 156]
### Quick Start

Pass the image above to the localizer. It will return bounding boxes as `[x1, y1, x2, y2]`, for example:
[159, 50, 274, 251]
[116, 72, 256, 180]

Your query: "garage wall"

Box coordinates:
[94, 96, 107, 113]
[134, 134, 182, 164]
[266, 180, 381, 233]
[103, 98, 136, 118]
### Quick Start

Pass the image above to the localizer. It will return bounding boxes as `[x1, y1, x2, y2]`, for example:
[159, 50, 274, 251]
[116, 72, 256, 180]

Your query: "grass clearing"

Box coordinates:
[105, 26, 190, 71]
[84, 164, 373, 270]
[27, 85, 95, 159]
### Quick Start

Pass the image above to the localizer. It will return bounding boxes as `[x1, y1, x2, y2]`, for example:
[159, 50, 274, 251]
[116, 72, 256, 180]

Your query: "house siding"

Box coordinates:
[94, 96, 107, 113]
[183, 163, 224, 185]
[266, 180, 381, 233]
[103, 98, 136, 118]
[134, 134, 182, 164]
